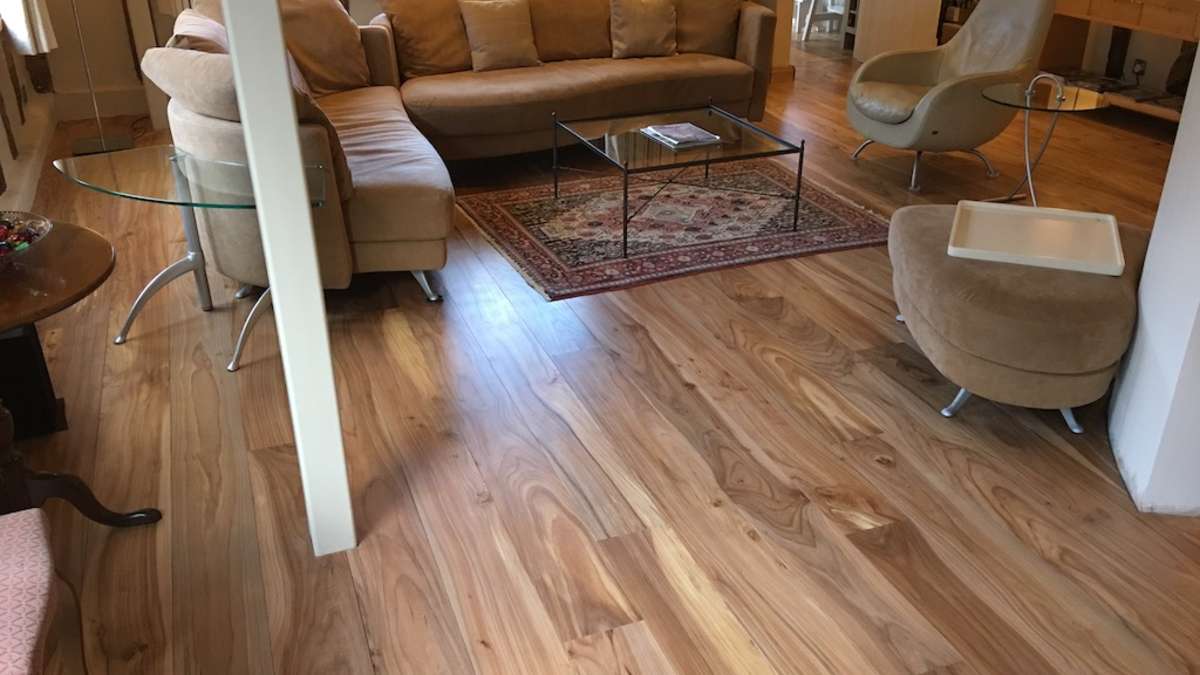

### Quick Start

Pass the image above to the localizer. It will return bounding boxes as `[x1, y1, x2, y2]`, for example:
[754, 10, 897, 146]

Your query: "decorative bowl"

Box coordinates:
[0, 211, 53, 270]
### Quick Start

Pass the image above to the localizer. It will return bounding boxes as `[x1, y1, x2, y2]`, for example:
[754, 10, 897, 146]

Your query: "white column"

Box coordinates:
[1109, 49, 1200, 515]
[222, 0, 358, 554]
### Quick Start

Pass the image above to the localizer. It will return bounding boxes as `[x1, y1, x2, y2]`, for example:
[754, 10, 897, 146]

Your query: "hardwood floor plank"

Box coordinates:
[364, 306, 575, 675]
[80, 196, 174, 675]
[244, 443, 376, 675]
[566, 621, 682, 675]
[166, 276, 273, 675]
[847, 520, 1059, 675]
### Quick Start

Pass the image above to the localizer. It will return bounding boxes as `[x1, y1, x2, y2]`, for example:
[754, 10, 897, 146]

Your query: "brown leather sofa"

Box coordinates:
[378, 0, 777, 160]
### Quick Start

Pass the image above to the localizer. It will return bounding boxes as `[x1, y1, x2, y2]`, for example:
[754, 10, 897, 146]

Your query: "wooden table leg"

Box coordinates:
[0, 324, 66, 439]
[0, 401, 162, 526]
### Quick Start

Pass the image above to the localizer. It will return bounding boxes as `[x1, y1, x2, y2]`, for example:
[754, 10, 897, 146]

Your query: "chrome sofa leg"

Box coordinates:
[227, 288, 272, 373]
[963, 148, 1001, 178]
[234, 283, 257, 300]
[909, 151, 923, 193]
[851, 139, 874, 160]
[1060, 407, 1084, 435]
[412, 271, 443, 303]
[896, 314, 905, 323]
[940, 387, 972, 418]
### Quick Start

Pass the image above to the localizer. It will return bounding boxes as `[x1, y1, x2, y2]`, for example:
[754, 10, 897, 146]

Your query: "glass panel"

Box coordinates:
[982, 82, 1109, 113]
[52, 145, 327, 209]
[559, 107, 800, 173]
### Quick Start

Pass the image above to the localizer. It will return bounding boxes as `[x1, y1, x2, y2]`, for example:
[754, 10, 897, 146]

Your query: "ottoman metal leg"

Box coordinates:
[1060, 408, 1084, 435]
[940, 388, 972, 418]
[909, 151, 923, 193]
[896, 314, 905, 323]
[413, 271, 443, 303]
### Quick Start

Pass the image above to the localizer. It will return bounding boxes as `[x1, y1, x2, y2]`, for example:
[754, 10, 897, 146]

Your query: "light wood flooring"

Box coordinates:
[21, 41, 1199, 675]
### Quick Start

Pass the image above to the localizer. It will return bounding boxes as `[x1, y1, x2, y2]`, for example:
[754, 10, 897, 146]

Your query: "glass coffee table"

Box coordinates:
[553, 105, 805, 257]
[54, 146, 326, 345]
[982, 76, 1109, 206]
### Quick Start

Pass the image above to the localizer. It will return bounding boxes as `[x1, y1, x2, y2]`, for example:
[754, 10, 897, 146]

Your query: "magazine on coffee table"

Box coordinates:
[640, 123, 721, 150]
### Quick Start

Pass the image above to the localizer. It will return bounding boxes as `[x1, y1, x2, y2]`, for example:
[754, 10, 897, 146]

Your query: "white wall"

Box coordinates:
[1109, 48, 1200, 515]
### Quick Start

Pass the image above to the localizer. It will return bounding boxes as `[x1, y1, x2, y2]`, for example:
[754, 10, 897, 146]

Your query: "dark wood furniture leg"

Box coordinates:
[0, 324, 65, 439]
[0, 399, 161, 526]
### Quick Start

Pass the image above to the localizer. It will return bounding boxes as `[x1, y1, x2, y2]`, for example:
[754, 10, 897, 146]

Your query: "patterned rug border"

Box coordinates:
[458, 160, 889, 300]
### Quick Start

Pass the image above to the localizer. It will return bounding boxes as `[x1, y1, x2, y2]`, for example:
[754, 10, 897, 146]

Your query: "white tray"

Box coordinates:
[948, 201, 1124, 276]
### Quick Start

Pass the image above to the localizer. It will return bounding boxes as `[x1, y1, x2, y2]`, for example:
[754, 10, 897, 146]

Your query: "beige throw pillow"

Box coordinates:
[611, 0, 676, 59]
[279, 0, 371, 97]
[458, 0, 541, 72]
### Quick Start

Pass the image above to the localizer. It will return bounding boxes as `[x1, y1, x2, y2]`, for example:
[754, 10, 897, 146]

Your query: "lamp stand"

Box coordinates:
[68, 0, 132, 156]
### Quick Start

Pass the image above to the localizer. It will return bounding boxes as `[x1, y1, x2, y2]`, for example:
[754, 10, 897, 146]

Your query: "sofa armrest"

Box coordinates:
[736, 1, 775, 121]
[360, 19, 399, 87]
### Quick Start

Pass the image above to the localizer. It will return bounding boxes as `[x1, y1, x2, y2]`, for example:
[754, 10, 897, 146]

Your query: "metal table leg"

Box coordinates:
[552, 113, 560, 200]
[113, 156, 213, 345]
[793, 141, 805, 231]
[987, 74, 1066, 207]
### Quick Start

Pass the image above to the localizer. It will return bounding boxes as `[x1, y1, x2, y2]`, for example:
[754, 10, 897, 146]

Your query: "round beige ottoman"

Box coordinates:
[888, 205, 1150, 433]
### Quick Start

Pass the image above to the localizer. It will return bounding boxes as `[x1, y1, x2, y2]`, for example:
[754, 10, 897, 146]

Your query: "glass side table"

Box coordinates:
[982, 76, 1109, 207]
[53, 145, 325, 344]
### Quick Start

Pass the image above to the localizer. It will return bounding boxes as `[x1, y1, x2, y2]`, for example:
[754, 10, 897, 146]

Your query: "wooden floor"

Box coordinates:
[22, 41, 1199, 675]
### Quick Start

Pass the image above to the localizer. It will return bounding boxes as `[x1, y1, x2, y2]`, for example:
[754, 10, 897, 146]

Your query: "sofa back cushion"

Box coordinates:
[528, 0, 611, 61]
[675, 0, 741, 57]
[280, 0, 371, 96]
[382, 0, 473, 79]
[611, 0, 677, 58]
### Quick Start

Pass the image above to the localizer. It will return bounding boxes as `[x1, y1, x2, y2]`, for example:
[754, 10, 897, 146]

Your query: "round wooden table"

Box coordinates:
[1, 221, 114, 333]
[0, 222, 161, 526]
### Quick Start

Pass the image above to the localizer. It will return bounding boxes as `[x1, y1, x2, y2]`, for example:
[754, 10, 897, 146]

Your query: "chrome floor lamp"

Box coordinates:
[68, 0, 133, 155]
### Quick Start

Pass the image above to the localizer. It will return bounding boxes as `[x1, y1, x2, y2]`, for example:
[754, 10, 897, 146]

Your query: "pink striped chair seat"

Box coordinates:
[0, 509, 52, 675]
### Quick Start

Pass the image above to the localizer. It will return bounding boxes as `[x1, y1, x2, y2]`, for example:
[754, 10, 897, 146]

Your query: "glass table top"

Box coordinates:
[557, 106, 800, 173]
[53, 144, 327, 209]
[982, 81, 1109, 113]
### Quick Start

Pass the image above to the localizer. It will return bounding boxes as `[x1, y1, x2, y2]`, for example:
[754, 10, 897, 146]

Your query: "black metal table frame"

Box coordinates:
[552, 105, 805, 258]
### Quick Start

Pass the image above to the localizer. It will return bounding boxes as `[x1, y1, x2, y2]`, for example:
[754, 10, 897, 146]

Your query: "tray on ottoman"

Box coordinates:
[948, 201, 1125, 276]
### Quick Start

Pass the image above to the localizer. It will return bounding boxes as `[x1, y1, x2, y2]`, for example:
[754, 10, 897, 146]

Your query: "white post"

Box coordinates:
[222, 0, 357, 554]
[1108, 49, 1200, 515]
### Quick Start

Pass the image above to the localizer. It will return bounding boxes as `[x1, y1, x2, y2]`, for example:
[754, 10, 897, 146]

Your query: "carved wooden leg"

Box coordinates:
[0, 403, 161, 526]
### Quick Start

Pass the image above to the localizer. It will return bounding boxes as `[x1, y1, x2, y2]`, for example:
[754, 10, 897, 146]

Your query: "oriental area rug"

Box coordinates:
[457, 159, 889, 300]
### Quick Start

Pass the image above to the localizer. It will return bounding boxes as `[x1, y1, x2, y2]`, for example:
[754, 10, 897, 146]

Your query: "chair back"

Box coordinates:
[940, 0, 1055, 81]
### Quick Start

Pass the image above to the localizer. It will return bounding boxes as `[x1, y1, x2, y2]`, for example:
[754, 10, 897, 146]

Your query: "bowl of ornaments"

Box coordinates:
[0, 211, 52, 270]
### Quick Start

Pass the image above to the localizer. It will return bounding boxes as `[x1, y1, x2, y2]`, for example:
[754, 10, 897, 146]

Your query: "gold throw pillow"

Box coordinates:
[611, 0, 677, 59]
[458, 0, 542, 72]
[279, 0, 371, 97]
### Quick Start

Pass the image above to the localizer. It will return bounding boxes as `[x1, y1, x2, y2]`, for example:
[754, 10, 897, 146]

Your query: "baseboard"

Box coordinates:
[0, 95, 56, 212]
[771, 65, 796, 83]
[53, 85, 149, 122]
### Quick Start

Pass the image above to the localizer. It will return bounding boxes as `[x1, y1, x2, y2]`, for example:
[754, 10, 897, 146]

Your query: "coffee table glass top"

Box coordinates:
[53, 144, 327, 209]
[557, 106, 800, 173]
[982, 82, 1109, 113]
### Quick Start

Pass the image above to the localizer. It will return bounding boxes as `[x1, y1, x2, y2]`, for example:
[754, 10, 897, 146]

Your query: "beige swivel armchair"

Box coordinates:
[846, 0, 1054, 191]
[141, 12, 455, 371]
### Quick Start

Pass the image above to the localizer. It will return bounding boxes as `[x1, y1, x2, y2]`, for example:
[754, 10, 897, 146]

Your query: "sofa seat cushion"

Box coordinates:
[316, 87, 454, 244]
[849, 81, 931, 124]
[0, 509, 53, 675]
[888, 205, 1148, 375]
[401, 53, 754, 137]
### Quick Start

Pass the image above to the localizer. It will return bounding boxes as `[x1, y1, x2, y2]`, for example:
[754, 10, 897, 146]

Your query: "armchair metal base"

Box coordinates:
[850, 141, 1001, 193]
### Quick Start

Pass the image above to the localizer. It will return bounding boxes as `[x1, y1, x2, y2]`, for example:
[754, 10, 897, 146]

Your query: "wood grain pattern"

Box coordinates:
[21, 40, 1199, 675]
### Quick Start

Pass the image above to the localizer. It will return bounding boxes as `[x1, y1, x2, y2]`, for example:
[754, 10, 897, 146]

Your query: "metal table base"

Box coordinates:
[113, 156, 212, 345]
